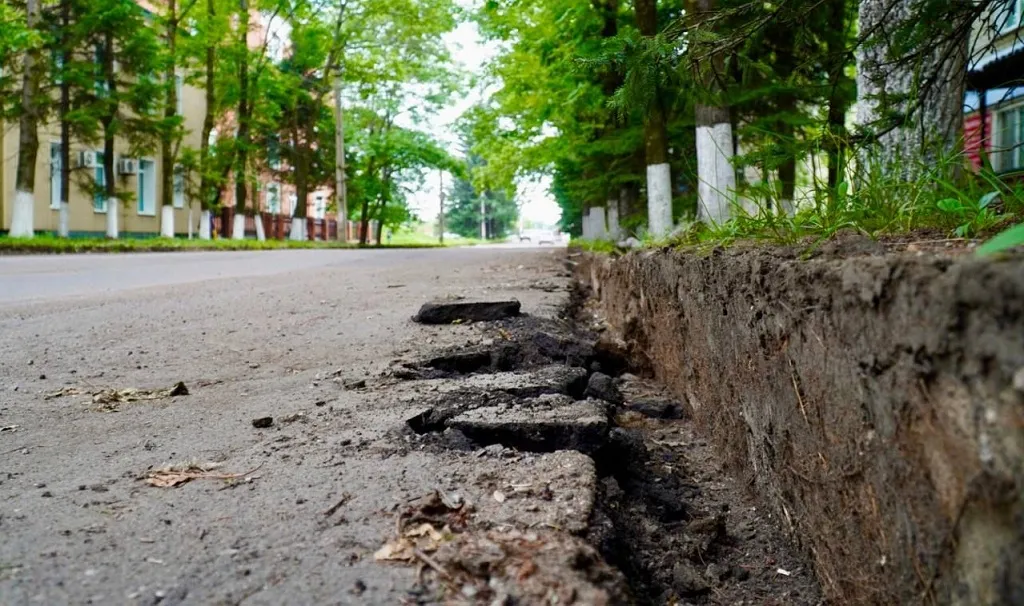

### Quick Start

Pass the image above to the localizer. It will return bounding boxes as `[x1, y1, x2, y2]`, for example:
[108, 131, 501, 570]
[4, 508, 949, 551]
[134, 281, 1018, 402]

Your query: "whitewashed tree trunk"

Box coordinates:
[198, 210, 212, 240]
[11, 0, 42, 239]
[58, 202, 70, 238]
[187, 207, 193, 239]
[607, 198, 621, 240]
[106, 199, 119, 239]
[232, 213, 246, 240]
[290, 219, 306, 241]
[646, 164, 673, 237]
[160, 205, 175, 238]
[854, 0, 969, 175]
[695, 111, 736, 225]
[581, 207, 593, 240]
[254, 215, 266, 241]
[11, 192, 35, 238]
[589, 206, 608, 240]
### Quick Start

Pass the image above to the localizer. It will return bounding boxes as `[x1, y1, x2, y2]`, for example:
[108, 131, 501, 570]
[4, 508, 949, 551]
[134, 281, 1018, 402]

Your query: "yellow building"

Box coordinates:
[1, 72, 208, 238]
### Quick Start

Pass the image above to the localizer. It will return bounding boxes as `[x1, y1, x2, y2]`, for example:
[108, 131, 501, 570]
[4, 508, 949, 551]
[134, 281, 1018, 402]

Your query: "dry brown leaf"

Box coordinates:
[374, 538, 416, 562]
[404, 523, 445, 543]
[143, 461, 260, 488]
[49, 383, 189, 411]
[145, 472, 195, 488]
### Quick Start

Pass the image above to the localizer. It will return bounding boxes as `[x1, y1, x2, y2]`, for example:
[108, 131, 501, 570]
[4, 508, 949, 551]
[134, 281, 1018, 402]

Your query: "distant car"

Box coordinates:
[519, 229, 557, 245]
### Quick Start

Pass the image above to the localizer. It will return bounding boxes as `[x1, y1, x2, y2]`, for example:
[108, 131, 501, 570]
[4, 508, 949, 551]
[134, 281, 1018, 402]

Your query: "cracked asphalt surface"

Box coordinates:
[0, 248, 569, 605]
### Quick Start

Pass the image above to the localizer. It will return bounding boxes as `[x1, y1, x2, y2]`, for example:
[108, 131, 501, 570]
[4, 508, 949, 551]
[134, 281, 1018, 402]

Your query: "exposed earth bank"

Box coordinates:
[574, 238, 1024, 605]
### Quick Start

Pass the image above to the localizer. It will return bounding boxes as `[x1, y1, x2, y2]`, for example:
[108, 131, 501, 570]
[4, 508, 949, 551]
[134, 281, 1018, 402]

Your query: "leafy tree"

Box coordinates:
[73, 0, 166, 238]
[447, 151, 518, 240]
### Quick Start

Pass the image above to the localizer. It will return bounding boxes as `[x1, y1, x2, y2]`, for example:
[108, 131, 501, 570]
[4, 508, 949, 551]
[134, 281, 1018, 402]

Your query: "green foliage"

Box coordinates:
[0, 234, 448, 253]
[977, 223, 1024, 256]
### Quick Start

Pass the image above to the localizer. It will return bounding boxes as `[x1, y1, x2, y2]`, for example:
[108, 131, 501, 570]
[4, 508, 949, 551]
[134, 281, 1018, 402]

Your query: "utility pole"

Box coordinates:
[438, 170, 445, 244]
[333, 74, 348, 242]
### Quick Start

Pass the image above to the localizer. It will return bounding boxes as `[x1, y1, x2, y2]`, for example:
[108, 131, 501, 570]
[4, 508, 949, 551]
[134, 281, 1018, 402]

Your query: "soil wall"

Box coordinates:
[576, 243, 1024, 605]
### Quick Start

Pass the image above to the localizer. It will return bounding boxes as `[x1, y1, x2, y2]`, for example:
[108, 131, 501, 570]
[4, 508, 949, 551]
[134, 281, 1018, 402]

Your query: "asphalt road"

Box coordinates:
[0, 247, 569, 605]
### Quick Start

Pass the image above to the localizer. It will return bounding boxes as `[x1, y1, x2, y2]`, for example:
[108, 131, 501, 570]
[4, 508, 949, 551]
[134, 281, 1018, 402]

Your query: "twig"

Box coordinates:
[323, 493, 352, 517]
[788, 358, 810, 426]
[413, 549, 451, 580]
[0, 444, 35, 456]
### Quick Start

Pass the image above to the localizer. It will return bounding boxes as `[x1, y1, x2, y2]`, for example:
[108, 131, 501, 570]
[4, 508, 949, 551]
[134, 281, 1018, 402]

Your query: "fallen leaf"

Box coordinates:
[374, 538, 416, 562]
[143, 461, 261, 488]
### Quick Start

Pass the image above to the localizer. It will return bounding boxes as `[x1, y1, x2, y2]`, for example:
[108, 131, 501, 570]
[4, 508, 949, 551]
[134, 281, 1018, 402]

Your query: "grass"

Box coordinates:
[577, 151, 1024, 257]
[0, 234, 456, 254]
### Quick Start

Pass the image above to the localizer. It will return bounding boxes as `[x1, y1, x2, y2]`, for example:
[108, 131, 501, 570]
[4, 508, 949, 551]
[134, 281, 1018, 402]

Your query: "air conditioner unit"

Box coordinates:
[118, 158, 138, 175]
[77, 151, 98, 169]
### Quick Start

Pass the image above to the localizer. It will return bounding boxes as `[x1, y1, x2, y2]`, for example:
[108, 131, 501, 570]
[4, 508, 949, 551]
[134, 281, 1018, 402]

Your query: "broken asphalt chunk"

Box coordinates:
[446, 398, 609, 455]
[413, 300, 521, 325]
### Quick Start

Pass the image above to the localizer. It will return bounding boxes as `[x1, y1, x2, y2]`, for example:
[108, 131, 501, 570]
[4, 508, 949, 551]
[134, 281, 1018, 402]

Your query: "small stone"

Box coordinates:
[732, 565, 751, 582]
[705, 563, 728, 582]
[34, 482, 46, 489]
[90, 484, 109, 493]
[343, 379, 366, 390]
[41, 491, 53, 498]
[672, 562, 710, 595]
[585, 372, 623, 405]
[39, 374, 46, 380]
[251, 417, 274, 429]
[350, 580, 366, 595]
[1013, 367, 1024, 392]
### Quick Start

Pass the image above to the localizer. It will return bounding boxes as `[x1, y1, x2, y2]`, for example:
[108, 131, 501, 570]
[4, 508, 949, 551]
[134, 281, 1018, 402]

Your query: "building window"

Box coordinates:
[314, 195, 326, 219]
[173, 166, 186, 208]
[996, 105, 1024, 172]
[998, 0, 1022, 33]
[94, 152, 107, 212]
[267, 182, 281, 213]
[50, 143, 62, 209]
[138, 159, 157, 215]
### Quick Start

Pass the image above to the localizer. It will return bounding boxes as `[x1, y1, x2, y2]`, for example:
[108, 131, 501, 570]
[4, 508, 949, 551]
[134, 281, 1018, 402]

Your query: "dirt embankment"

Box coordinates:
[575, 240, 1024, 605]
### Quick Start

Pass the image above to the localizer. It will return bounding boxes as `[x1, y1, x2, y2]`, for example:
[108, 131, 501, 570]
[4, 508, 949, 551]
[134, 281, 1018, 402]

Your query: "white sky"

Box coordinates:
[404, 15, 563, 228]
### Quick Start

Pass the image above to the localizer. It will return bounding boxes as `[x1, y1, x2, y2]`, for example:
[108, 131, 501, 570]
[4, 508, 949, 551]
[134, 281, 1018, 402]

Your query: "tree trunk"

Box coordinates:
[11, 0, 43, 238]
[854, 0, 970, 178]
[333, 76, 348, 242]
[198, 0, 217, 236]
[103, 33, 119, 239]
[822, 0, 853, 198]
[774, 29, 797, 216]
[634, 0, 673, 237]
[689, 0, 736, 225]
[58, 0, 71, 238]
[160, 0, 178, 238]
[233, 0, 250, 240]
